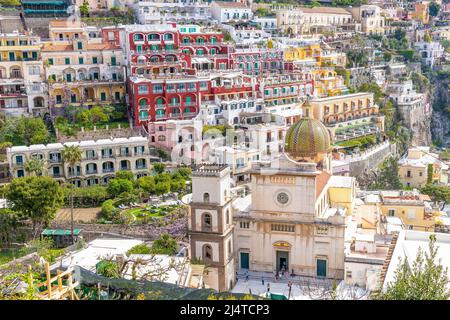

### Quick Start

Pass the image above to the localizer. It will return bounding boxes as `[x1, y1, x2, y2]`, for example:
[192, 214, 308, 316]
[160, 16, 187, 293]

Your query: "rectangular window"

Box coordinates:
[65, 57, 70, 65]
[111, 56, 116, 66]
[316, 226, 329, 235]
[138, 85, 148, 94]
[388, 209, 395, 217]
[153, 84, 163, 93]
[48, 58, 54, 65]
[79, 57, 84, 64]
[100, 92, 106, 101]
[28, 66, 40, 76]
[115, 92, 120, 101]
[77, 42, 83, 50]
[56, 95, 62, 104]
[92, 57, 98, 64]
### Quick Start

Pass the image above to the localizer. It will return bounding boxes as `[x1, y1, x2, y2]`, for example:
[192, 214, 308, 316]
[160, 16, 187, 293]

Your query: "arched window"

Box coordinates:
[203, 213, 212, 231]
[203, 192, 210, 203]
[203, 244, 212, 261]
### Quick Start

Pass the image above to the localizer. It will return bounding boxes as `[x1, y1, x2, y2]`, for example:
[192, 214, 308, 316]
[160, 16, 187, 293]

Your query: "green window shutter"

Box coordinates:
[111, 56, 116, 65]
[183, 107, 190, 113]
[93, 57, 98, 64]
[139, 111, 148, 120]
[71, 94, 76, 103]
[115, 92, 120, 100]
[101, 92, 106, 101]
[32, 51, 37, 59]
[56, 95, 62, 103]
[65, 58, 70, 65]
[77, 42, 82, 50]
[48, 58, 54, 65]
[79, 57, 84, 64]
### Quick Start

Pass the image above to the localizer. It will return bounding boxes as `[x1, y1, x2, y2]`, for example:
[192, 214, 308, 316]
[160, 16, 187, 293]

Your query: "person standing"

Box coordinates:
[262, 278, 265, 286]
[267, 283, 270, 293]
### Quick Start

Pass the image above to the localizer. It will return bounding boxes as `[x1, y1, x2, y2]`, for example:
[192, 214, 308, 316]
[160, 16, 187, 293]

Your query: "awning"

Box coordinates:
[191, 57, 211, 64]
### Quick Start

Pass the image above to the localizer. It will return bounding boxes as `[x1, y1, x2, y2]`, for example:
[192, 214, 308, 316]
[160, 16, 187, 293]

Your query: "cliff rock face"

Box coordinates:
[430, 73, 450, 146]
[431, 110, 450, 146]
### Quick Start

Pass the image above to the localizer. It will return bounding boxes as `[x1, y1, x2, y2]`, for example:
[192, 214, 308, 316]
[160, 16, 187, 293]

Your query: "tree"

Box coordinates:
[376, 235, 450, 300]
[107, 178, 134, 197]
[423, 32, 432, 43]
[429, 2, 440, 17]
[100, 199, 120, 221]
[136, 176, 156, 193]
[150, 234, 178, 255]
[310, 0, 320, 7]
[153, 163, 166, 174]
[62, 145, 82, 244]
[0, 0, 20, 6]
[0, 209, 18, 246]
[155, 181, 170, 196]
[79, 0, 89, 16]
[358, 82, 383, 105]
[115, 170, 134, 181]
[5, 176, 64, 236]
[0, 117, 50, 146]
[369, 157, 403, 190]
[427, 164, 434, 184]
[421, 184, 450, 209]
[127, 243, 152, 255]
[394, 28, 406, 41]
[24, 158, 45, 176]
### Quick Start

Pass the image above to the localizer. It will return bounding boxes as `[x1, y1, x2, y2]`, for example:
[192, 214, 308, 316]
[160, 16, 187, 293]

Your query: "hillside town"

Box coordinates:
[0, 0, 449, 302]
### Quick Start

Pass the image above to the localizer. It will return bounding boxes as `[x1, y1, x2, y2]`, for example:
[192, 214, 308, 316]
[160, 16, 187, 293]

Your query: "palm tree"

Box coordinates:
[62, 145, 82, 244]
[24, 158, 46, 176]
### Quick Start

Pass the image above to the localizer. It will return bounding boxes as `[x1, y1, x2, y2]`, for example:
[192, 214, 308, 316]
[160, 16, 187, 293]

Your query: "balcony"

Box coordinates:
[85, 155, 98, 160]
[103, 168, 114, 173]
[119, 152, 131, 157]
[136, 165, 147, 170]
[169, 102, 180, 107]
[68, 172, 81, 178]
[86, 169, 98, 175]
[13, 162, 24, 167]
[102, 154, 114, 159]
[120, 166, 130, 171]
[49, 158, 62, 163]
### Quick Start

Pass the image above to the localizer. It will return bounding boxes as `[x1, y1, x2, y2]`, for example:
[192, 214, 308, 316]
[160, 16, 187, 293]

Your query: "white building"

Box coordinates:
[414, 41, 444, 68]
[135, 0, 212, 25]
[7, 136, 151, 187]
[253, 16, 277, 34]
[210, 1, 253, 23]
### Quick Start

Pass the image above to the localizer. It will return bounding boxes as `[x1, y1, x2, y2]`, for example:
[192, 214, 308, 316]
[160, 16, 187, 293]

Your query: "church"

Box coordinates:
[188, 118, 356, 291]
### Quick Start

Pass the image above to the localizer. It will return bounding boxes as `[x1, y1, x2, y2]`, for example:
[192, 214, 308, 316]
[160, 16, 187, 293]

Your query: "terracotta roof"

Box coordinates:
[213, 1, 249, 9]
[315, 171, 331, 198]
[300, 7, 351, 15]
[42, 44, 71, 52]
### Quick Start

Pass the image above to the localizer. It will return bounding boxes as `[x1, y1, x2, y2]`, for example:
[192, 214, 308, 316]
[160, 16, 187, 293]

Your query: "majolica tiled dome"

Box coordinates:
[285, 118, 331, 157]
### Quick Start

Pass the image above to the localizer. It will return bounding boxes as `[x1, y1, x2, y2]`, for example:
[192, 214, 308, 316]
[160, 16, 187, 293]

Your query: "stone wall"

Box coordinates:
[56, 126, 145, 143]
[346, 141, 396, 177]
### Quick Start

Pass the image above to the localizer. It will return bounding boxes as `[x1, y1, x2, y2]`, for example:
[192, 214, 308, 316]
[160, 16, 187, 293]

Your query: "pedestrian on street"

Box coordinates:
[262, 278, 265, 286]
[267, 283, 270, 293]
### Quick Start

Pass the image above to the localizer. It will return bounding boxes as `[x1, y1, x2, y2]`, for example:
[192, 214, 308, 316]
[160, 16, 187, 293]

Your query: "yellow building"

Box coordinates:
[379, 190, 440, 232]
[284, 44, 347, 68]
[312, 69, 347, 97]
[398, 146, 449, 188]
[42, 20, 126, 112]
[0, 32, 47, 117]
[302, 92, 385, 143]
[328, 175, 356, 215]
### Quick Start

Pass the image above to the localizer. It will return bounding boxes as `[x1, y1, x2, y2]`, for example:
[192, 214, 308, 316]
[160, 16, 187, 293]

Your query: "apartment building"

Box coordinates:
[42, 21, 126, 115]
[283, 43, 347, 68]
[303, 92, 385, 143]
[276, 6, 360, 35]
[348, 5, 386, 35]
[135, 0, 212, 25]
[0, 32, 47, 117]
[7, 137, 151, 187]
[398, 146, 449, 188]
[230, 48, 284, 76]
[210, 1, 253, 23]
[414, 41, 444, 68]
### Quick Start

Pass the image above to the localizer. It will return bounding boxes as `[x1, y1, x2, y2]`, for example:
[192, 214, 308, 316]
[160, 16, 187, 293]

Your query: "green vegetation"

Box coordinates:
[368, 157, 403, 190]
[254, 7, 274, 17]
[335, 135, 376, 150]
[96, 260, 120, 278]
[0, 117, 51, 146]
[124, 204, 181, 223]
[66, 185, 110, 207]
[5, 176, 65, 232]
[150, 234, 178, 255]
[429, 2, 441, 17]
[80, 0, 89, 16]
[126, 243, 152, 255]
[375, 235, 450, 300]
[421, 184, 450, 207]
[55, 105, 128, 136]
[427, 164, 434, 184]
[0, 0, 20, 6]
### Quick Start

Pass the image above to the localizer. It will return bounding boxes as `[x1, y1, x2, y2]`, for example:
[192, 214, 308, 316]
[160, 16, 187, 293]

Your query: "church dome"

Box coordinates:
[285, 118, 332, 157]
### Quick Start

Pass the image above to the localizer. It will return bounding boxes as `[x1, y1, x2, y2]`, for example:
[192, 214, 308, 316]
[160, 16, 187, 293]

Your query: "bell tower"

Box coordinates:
[189, 164, 235, 291]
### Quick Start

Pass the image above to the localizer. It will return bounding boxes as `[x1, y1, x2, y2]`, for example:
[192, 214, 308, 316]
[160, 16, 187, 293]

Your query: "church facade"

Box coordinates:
[188, 118, 355, 291]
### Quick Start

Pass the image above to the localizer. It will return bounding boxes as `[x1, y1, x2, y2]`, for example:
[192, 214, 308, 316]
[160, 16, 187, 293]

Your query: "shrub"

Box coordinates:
[100, 199, 119, 221]
[126, 243, 152, 255]
[150, 233, 178, 255]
